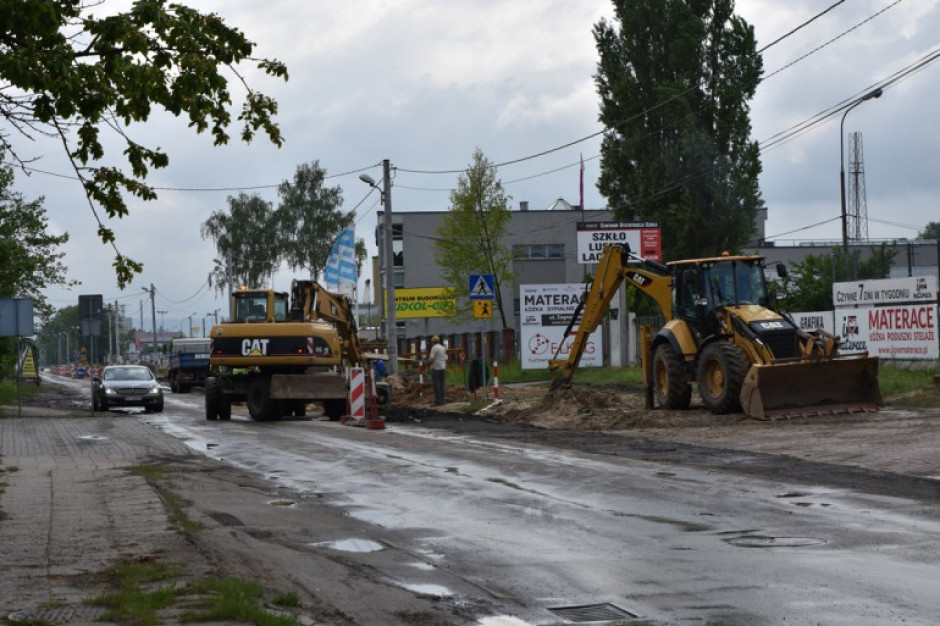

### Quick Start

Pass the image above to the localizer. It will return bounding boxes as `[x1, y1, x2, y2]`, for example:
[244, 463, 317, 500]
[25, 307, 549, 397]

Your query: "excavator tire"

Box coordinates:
[652, 344, 691, 410]
[205, 376, 219, 421]
[218, 394, 232, 421]
[323, 399, 346, 421]
[247, 377, 281, 421]
[697, 341, 750, 414]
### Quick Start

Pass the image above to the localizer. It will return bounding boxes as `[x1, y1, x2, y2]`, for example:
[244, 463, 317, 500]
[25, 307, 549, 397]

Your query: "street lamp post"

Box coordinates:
[840, 87, 883, 251]
[359, 160, 399, 375]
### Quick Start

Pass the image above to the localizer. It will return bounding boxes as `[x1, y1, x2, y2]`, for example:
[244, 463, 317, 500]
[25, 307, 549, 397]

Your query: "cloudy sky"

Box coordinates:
[10, 0, 940, 333]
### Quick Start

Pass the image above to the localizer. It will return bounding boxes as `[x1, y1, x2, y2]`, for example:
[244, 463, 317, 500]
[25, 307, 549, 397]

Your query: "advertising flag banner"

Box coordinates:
[324, 228, 357, 298]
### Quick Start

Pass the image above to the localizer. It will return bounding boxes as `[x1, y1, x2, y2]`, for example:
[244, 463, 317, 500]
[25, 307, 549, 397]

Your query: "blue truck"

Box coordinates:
[168, 338, 211, 393]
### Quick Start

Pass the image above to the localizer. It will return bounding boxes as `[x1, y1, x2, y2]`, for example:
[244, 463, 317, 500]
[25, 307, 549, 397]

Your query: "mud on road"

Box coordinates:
[387, 379, 940, 501]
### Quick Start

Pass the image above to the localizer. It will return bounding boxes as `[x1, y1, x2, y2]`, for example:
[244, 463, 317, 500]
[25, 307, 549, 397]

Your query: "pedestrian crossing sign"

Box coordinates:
[473, 299, 493, 318]
[469, 274, 494, 299]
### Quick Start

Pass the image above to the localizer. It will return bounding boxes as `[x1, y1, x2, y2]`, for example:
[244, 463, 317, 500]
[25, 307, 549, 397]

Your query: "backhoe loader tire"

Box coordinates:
[697, 342, 749, 414]
[247, 377, 280, 421]
[653, 344, 691, 410]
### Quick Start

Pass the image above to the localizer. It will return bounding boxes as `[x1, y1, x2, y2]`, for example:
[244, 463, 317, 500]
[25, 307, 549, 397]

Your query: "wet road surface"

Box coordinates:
[54, 377, 940, 625]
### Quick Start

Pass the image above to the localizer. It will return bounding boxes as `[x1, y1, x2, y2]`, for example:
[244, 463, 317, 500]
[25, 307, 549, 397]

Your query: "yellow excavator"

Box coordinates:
[549, 244, 882, 419]
[205, 279, 381, 421]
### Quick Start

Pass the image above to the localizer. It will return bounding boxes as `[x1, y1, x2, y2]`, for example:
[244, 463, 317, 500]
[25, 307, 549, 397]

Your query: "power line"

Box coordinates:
[757, 0, 846, 53]
[762, 0, 904, 82]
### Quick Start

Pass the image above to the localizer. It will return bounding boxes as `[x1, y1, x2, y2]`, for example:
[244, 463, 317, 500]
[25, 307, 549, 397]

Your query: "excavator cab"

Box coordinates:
[232, 290, 289, 323]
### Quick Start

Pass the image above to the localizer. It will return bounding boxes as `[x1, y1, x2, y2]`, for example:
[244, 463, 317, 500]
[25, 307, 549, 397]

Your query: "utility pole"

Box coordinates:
[359, 160, 398, 374]
[380, 159, 398, 374]
[143, 284, 158, 366]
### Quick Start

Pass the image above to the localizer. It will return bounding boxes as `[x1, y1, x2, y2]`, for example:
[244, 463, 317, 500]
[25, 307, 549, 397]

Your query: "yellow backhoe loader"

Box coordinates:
[548, 244, 882, 419]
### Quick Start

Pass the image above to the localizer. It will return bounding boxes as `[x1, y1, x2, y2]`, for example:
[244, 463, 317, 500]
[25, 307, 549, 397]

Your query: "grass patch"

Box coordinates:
[181, 577, 297, 626]
[880, 363, 940, 407]
[87, 560, 299, 626]
[0, 380, 40, 415]
[86, 559, 182, 626]
[448, 359, 645, 388]
[125, 463, 204, 533]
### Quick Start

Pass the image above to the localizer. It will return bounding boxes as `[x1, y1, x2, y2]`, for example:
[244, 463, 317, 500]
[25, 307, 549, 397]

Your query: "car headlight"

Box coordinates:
[104, 387, 117, 395]
[147, 386, 161, 395]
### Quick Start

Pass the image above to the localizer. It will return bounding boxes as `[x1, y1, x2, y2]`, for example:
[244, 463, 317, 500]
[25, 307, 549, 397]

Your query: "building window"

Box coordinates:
[514, 244, 564, 259]
[393, 224, 403, 267]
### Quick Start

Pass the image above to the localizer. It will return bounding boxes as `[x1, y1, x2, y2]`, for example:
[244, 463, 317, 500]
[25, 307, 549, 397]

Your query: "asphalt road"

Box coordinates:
[25, 376, 940, 626]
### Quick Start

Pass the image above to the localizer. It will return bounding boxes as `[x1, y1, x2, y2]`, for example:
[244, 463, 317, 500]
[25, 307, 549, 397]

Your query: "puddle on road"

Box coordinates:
[408, 562, 436, 571]
[400, 582, 454, 597]
[77, 434, 108, 441]
[725, 535, 827, 548]
[477, 617, 534, 626]
[267, 499, 296, 507]
[312, 538, 384, 553]
[347, 507, 396, 527]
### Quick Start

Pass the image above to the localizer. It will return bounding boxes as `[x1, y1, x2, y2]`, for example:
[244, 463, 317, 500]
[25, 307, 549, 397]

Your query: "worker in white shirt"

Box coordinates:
[428, 335, 447, 405]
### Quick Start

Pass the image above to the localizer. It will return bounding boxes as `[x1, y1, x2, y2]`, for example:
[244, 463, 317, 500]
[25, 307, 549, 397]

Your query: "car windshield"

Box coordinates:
[104, 367, 152, 381]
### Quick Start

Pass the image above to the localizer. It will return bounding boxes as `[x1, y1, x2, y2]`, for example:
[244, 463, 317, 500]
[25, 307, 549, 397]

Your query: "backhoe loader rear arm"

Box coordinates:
[548, 244, 672, 388]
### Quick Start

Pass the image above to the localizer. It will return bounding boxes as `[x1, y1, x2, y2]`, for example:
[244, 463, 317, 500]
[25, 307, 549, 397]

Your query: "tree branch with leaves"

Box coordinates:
[0, 0, 288, 287]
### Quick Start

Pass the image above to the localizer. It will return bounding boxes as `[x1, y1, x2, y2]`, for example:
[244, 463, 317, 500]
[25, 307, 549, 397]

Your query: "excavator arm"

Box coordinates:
[291, 280, 364, 366]
[548, 244, 672, 389]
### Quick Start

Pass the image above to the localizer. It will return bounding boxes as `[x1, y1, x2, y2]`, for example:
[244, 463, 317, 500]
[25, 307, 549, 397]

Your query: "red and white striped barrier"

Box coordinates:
[418, 360, 425, 396]
[347, 366, 365, 420]
[493, 360, 499, 401]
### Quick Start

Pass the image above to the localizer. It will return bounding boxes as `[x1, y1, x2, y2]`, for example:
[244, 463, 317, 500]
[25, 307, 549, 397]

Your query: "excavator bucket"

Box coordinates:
[740, 356, 882, 420]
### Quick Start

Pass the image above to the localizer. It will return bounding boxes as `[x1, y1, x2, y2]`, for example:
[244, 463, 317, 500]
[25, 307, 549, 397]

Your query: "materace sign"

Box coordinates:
[577, 221, 662, 263]
[828, 275, 939, 360]
[835, 305, 938, 359]
[519, 283, 603, 370]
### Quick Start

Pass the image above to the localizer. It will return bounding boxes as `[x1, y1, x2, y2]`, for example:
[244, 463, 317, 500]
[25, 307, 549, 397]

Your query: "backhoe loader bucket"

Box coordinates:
[740, 356, 882, 420]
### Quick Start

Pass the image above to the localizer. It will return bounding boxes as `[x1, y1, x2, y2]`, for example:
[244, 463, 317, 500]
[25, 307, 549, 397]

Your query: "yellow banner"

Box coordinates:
[389, 287, 456, 319]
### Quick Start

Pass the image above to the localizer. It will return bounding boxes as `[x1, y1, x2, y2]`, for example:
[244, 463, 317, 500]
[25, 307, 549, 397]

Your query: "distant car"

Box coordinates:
[92, 365, 164, 413]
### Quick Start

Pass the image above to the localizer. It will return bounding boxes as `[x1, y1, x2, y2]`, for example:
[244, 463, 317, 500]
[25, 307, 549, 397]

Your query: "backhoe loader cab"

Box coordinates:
[549, 244, 881, 420]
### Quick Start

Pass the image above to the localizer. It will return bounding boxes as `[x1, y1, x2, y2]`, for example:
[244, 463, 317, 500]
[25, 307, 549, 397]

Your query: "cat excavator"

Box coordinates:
[204, 279, 381, 421]
[548, 244, 882, 419]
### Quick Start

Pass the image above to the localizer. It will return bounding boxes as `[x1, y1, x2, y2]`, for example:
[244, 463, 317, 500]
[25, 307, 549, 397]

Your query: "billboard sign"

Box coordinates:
[833, 275, 937, 308]
[576, 221, 662, 263]
[835, 305, 938, 359]
[392, 287, 456, 319]
[0, 298, 33, 337]
[519, 283, 603, 370]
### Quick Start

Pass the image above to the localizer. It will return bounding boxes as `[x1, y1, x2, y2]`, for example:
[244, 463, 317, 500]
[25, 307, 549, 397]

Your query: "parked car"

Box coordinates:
[92, 365, 164, 413]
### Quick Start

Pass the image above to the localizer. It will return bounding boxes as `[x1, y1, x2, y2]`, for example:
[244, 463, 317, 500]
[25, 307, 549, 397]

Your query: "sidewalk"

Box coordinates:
[0, 413, 197, 622]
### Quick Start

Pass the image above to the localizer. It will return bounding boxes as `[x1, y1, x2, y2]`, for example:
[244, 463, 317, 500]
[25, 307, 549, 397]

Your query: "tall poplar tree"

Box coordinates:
[594, 0, 763, 260]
